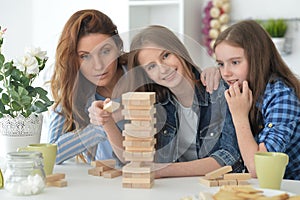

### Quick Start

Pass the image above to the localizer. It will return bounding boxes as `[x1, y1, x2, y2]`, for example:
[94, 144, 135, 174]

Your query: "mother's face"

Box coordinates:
[77, 33, 119, 87]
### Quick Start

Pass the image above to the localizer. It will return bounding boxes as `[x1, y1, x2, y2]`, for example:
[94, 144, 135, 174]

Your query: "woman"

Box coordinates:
[89, 25, 243, 178]
[49, 9, 126, 164]
[213, 20, 300, 179]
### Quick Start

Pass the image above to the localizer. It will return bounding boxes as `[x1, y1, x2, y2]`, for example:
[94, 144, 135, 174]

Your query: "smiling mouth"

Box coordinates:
[227, 79, 239, 85]
[162, 69, 177, 80]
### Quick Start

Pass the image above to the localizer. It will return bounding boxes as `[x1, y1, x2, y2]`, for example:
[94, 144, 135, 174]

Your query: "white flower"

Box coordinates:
[25, 46, 47, 60]
[14, 54, 39, 75]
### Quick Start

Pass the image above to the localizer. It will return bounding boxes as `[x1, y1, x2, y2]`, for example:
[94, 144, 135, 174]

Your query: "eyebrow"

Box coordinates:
[77, 43, 114, 55]
[142, 49, 166, 67]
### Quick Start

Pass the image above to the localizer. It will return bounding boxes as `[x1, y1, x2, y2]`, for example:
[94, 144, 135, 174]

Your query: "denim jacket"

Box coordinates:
[154, 78, 243, 172]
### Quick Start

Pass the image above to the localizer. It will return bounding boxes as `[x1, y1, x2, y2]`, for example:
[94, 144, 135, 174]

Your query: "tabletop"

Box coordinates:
[1, 161, 299, 200]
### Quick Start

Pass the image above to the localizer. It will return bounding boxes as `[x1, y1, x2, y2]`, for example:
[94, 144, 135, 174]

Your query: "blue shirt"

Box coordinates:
[48, 94, 124, 164]
[154, 77, 243, 172]
[48, 66, 127, 164]
[256, 79, 300, 180]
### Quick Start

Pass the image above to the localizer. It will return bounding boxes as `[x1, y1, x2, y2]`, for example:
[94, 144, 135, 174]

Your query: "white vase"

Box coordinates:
[272, 37, 286, 55]
[0, 114, 43, 159]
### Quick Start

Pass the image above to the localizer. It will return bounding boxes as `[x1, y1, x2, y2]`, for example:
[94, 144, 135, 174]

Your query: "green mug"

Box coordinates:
[255, 152, 289, 190]
[18, 143, 57, 175]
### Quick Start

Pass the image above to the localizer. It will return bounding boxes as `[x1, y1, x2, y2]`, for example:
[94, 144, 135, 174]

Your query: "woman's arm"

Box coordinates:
[88, 99, 125, 163]
[155, 157, 220, 178]
[48, 108, 109, 164]
[224, 81, 266, 177]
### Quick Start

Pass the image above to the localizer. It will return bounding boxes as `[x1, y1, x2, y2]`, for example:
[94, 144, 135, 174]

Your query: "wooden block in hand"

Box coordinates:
[103, 101, 120, 113]
[205, 166, 232, 179]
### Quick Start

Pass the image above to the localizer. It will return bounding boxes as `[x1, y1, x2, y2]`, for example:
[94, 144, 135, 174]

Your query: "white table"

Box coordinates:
[1, 161, 299, 200]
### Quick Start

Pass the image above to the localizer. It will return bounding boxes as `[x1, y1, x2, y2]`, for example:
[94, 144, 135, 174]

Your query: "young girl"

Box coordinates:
[213, 20, 300, 179]
[89, 25, 243, 178]
[49, 9, 127, 164]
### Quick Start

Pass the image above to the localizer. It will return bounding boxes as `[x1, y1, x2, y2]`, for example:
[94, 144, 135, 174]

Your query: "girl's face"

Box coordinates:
[137, 46, 188, 90]
[78, 33, 119, 87]
[215, 41, 249, 88]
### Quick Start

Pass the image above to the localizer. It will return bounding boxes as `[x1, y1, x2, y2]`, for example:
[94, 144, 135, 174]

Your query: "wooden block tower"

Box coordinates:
[121, 92, 156, 189]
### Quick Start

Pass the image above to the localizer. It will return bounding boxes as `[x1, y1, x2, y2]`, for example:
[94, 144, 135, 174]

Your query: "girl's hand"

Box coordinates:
[201, 66, 221, 94]
[224, 81, 253, 120]
[88, 98, 112, 126]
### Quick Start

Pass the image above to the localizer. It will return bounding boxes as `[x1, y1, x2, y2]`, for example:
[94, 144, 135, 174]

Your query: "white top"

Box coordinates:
[176, 102, 198, 161]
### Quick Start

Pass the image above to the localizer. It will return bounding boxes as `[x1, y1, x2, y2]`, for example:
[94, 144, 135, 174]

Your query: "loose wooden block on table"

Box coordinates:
[46, 173, 66, 182]
[223, 173, 251, 180]
[46, 179, 68, 187]
[205, 166, 232, 179]
[102, 169, 122, 178]
[91, 159, 116, 168]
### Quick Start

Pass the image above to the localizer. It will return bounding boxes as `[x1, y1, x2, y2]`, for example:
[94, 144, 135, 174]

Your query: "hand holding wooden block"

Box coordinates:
[103, 101, 120, 113]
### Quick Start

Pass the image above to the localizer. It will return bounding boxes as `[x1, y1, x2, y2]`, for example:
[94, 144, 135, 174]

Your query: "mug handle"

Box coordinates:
[17, 147, 30, 152]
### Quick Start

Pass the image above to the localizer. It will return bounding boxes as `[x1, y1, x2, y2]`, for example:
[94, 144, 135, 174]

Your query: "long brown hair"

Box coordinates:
[127, 25, 203, 102]
[213, 20, 300, 135]
[51, 9, 124, 132]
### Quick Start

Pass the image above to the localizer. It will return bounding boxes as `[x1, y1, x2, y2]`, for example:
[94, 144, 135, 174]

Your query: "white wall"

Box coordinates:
[230, 0, 300, 76]
[0, 0, 128, 142]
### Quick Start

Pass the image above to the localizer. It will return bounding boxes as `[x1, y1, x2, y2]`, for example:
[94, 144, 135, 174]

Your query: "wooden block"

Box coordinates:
[218, 179, 237, 186]
[124, 123, 155, 131]
[205, 166, 232, 179]
[102, 169, 122, 178]
[46, 173, 65, 182]
[123, 105, 153, 110]
[122, 108, 156, 121]
[123, 138, 156, 148]
[46, 179, 68, 187]
[88, 167, 103, 176]
[122, 182, 154, 189]
[91, 159, 116, 168]
[199, 177, 219, 187]
[103, 101, 120, 113]
[237, 180, 251, 185]
[123, 172, 154, 179]
[131, 119, 156, 126]
[123, 151, 155, 162]
[122, 177, 153, 184]
[123, 129, 156, 138]
[124, 134, 154, 141]
[125, 146, 155, 152]
[223, 173, 251, 180]
[122, 92, 156, 105]
[122, 163, 152, 173]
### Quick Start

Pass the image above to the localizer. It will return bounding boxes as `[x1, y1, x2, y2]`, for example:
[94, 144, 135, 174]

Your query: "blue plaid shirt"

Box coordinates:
[256, 79, 300, 180]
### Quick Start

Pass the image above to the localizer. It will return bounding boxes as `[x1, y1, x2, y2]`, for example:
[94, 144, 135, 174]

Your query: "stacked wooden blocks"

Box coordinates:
[88, 159, 122, 178]
[199, 166, 251, 187]
[46, 173, 67, 187]
[121, 92, 156, 189]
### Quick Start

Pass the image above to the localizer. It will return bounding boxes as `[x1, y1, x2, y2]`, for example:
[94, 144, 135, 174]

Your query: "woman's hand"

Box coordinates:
[201, 66, 221, 94]
[88, 98, 112, 126]
[224, 81, 253, 121]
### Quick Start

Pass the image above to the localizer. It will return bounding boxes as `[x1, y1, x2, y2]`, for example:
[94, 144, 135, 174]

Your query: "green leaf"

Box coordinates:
[0, 54, 4, 67]
[11, 101, 22, 111]
[31, 100, 48, 113]
[1, 93, 10, 104]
